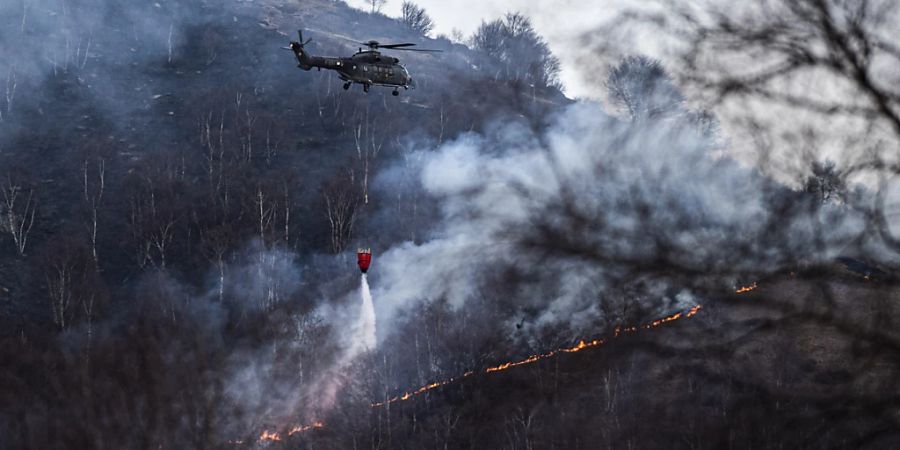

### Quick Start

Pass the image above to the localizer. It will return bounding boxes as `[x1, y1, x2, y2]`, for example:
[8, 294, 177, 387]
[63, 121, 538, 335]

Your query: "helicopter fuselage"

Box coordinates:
[292, 45, 413, 91]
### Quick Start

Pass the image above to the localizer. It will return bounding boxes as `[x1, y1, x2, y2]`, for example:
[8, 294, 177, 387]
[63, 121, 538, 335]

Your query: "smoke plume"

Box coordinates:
[373, 101, 866, 341]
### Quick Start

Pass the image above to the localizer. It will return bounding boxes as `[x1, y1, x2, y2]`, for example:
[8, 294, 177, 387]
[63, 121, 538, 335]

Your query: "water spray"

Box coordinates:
[358, 273, 376, 350]
[356, 248, 375, 349]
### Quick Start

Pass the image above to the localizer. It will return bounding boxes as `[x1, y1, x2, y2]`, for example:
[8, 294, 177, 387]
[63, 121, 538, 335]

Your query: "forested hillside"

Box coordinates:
[2, 0, 899, 449]
[0, 0, 570, 447]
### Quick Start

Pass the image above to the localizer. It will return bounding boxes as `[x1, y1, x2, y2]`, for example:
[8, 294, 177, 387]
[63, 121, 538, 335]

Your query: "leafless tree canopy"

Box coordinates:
[606, 55, 685, 120]
[368, 0, 387, 14]
[400, 1, 434, 36]
[471, 12, 562, 89]
[322, 171, 360, 254]
[667, 0, 900, 135]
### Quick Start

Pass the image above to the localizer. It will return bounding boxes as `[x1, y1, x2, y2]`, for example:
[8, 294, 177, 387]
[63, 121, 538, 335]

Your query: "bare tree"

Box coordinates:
[199, 110, 226, 202]
[368, 0, 387, 14]
[470, 19, 506, 78]
[40, 233, 96, 332]
[606, 55, 684, 120]
[82, 158, 105, 264]
[20, 0, 28, 33]
[129, 190, 177, 269]
[804, 160, 847, 204]
[1, 175, 36, 256]
[471, 13, 561, 88]
[254, 185, 277, 244]
[280, 179, 294, 246]
[241, 109, 257, 163]
[504, 405, 539, 450]
[255, 250, 284, 311]
[167, 23, 174, 64]
[1, 67, 16, 122]
[427, 408, 460, 450]
[401, 1, 434, 35]
[46, 251, 76, 331]
[322, 172, 360, 254]
[126, 158, 184, 269]
[197, 222, 234, 303]
[69, 34, 92, 70]
[354, 109, 385, 205]
[450, 28, 465, 44]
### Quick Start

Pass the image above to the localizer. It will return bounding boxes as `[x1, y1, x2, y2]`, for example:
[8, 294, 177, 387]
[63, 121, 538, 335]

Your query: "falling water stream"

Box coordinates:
[358, 274, 376, 351]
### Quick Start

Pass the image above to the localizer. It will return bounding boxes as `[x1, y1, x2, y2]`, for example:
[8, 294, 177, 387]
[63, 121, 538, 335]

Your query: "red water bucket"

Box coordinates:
[357, 249, 372, 273]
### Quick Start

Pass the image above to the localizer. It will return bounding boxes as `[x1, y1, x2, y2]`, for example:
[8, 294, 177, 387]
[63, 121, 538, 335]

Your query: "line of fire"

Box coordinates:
[250, 281, 760, 444]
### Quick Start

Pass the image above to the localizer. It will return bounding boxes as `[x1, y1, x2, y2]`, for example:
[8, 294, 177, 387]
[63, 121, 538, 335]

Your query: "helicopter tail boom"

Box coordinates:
[289, 30, 314, 70]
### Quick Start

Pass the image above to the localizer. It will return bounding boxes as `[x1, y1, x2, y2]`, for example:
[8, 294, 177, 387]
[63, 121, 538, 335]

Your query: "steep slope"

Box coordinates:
[0, 1, 577, 448]
[0, 0, 569, 328]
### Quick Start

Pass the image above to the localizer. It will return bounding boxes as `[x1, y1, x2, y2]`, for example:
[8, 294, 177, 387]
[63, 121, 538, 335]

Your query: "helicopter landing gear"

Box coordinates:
[363, 84, 370, 93]
[343, 82, 351, 90]
[392, 89, 399, 96]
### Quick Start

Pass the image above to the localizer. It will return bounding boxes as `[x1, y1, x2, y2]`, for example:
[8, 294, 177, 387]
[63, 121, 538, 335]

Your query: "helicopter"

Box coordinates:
[286, 30, 441, 95]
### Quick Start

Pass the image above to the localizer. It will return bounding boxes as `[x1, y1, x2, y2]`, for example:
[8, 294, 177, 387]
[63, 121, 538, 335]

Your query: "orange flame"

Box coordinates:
[373, 304, 704, 407]
[254, 421, 324, 445]
[259, 430, 282, 442]
[289, 422, 324, 435]
[735, 282, 757, 294]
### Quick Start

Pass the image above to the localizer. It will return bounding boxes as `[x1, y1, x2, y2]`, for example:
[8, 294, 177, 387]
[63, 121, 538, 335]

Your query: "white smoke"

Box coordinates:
[296, 273, 378, 419]
[215, 248, 382, 430]
[372, 101, 867, 340]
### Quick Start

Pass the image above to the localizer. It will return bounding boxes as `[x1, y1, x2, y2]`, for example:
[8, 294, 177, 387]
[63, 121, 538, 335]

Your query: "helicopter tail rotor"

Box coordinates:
[298, 30, 312, 47]
[287, 30, 313, 69]
[286, 30, 313, 52]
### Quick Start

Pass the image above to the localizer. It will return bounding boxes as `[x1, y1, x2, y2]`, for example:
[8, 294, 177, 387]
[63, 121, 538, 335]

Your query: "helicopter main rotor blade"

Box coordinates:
[390, 48, 443, 53]
[378, 43, 417, 49]
[359, 41, 419, 49]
